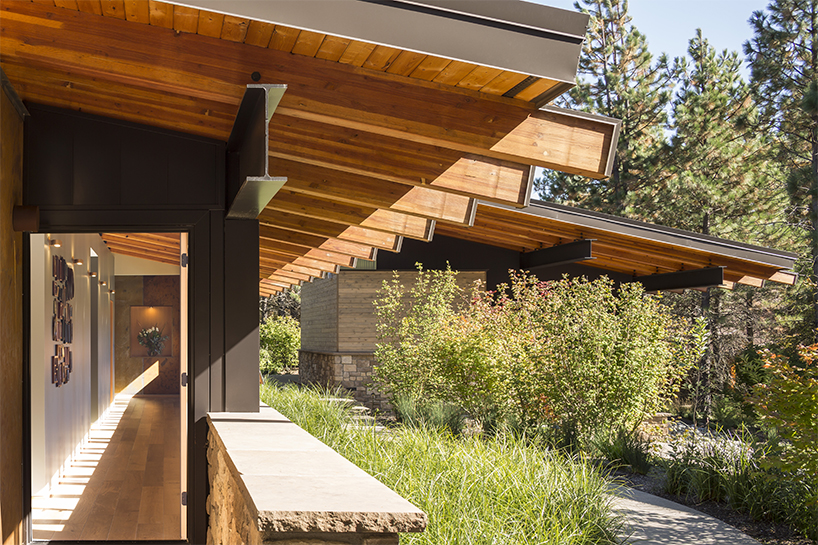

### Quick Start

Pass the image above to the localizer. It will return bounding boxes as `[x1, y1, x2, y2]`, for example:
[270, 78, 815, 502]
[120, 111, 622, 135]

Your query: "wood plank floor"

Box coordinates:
[32, 394, 181, 542]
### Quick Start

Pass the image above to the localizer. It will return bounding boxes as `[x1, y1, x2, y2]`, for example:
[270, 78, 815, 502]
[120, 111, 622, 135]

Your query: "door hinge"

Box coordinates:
[181, 491, 188, 506]
[180, 253, 189, 267]
[181, 372, 188, 387]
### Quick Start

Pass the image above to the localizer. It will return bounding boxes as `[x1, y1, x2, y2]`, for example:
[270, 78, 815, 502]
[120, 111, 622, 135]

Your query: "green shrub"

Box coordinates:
[749, 343, 818, 483]
[260, 384, 624, 545]
[259, 315, 300, 374]
[374, 267, 706, 448]
[711, 394, 750, 429]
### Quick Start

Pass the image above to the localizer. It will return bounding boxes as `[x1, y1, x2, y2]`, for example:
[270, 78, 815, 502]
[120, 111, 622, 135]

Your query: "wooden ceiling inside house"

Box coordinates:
[101, 233, 181, 267]
[1, 0, 796, 294]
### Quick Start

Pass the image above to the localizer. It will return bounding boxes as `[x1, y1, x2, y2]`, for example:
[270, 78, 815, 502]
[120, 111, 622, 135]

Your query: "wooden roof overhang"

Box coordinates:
[1, 0, 624, 294]
[435, 201, 799, 290]
[3, 0, 794, 295]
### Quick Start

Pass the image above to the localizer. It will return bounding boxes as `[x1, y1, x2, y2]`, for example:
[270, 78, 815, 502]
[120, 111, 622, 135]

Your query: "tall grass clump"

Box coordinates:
[662, 427, 817, 540]
[592, 429, 652, 475]
[392, 394, 464, 436]
[261, 384, 624, 544]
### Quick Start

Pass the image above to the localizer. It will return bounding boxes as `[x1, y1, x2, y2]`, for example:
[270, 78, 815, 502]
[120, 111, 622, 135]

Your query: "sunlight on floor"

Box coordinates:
[31, 362, 159, 539]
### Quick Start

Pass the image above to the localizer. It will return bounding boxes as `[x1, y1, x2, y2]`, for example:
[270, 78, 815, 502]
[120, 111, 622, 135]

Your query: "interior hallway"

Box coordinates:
[32, 394, 181, 541]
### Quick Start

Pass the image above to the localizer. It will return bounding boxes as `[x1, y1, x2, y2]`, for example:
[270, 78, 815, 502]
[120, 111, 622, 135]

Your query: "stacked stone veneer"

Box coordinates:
[206, 428, 261, 545]
[299, 351, 390, 412]
[206, 407, 426, 545]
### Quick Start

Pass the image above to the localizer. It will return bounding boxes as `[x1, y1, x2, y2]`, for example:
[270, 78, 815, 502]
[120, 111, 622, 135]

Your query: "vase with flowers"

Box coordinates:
[137, 324, 169, 357]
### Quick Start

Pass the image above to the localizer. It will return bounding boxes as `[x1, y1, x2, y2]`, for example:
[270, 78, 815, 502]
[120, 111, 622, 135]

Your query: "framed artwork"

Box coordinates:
[50, 254, 74, 387]
[130, 306, 173, 357]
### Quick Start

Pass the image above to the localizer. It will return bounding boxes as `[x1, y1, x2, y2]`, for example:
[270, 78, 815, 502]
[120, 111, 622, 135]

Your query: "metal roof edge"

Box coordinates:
[173, 0, 588, 84]
[485, 199, 799, 270]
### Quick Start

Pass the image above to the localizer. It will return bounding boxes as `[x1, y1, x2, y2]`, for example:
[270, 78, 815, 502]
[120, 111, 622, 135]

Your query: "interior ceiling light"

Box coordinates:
[109, 289, 115, 294]
[99, 281, 107, 287]
[88, 271, 97, 278]
[49, 239, 62, 248]
[72, 258, 83, 266]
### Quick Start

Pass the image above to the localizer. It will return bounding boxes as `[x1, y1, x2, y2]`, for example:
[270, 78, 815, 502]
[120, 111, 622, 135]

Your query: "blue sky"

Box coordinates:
[534, 0, 771, 75]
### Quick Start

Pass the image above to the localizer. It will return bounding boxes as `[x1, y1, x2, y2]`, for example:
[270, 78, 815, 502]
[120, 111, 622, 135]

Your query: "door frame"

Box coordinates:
[22, 223, 198, 544]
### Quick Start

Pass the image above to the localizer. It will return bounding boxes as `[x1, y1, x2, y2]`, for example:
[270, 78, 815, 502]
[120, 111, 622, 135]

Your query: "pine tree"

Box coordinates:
[633, 30, 784, 242]
[536, 0, 673, 215]
[745, 0, 818, 338]
[634, 31, 789, 424]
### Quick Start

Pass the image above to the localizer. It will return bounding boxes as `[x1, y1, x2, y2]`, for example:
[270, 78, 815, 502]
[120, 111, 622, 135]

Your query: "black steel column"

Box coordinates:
[223, 219, 260, 412]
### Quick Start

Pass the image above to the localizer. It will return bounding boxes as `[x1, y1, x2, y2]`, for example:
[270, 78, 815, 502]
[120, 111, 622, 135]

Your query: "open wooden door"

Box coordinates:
[180, 232, 189, 541]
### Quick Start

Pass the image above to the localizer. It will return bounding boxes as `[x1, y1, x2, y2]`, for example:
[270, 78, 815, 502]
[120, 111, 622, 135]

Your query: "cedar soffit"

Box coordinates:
[1, 0, 624, 294]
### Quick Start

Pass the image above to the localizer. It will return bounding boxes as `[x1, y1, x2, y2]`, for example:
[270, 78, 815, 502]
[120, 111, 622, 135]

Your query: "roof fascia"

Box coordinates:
[173, 0, 588, 83]
[486, 200, 799, 270]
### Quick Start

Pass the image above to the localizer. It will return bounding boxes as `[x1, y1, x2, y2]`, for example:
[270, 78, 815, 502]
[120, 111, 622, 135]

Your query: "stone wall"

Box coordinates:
[206, 427, 261, 545]
[299, 351, 391, 412]
[206, 406, 425, 545]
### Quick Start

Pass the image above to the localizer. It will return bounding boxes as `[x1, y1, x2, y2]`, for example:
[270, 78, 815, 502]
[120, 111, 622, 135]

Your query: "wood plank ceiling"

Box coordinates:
[1, 0, 794, 294]
[436, 204, 798, 290]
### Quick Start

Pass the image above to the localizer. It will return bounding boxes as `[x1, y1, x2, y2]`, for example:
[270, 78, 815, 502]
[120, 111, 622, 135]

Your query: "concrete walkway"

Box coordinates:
[611, 487, 762, 545]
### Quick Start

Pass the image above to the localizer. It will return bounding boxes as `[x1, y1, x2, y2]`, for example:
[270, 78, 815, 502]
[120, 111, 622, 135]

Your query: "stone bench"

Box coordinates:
[206, 404, 427, 545]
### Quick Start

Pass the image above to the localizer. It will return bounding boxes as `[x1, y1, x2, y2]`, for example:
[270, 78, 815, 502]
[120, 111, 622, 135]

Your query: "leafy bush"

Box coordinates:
[373, 265, 506, 425]
[259, 315, 300, 374]
[374, 267, 706, 448]
[749, 343, 818, 482]
[592, 429, 652, 475]
[746, 342, 818, 537]
[710, 394, 750, 429]
[260, 384, 624, 545]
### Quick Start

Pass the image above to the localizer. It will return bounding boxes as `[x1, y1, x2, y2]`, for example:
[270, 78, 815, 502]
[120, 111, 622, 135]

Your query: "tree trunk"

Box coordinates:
[811, 113, 818, 342]
[698, 212, 713, 427]
[746, 289, 755, 347]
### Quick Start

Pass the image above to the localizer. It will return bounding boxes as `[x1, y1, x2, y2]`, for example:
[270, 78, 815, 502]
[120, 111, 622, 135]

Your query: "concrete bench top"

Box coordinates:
[207, 404, 427, 535]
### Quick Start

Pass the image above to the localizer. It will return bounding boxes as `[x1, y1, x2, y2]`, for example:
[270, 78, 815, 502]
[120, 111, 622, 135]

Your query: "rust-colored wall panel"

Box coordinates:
[142, 276, 180, 395]
[0, 84, 25, 545]
[114, 275, 180, 395]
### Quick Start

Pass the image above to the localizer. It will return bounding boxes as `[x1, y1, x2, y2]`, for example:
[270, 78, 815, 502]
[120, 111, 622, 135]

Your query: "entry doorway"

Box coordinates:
[28, 232, 188, 542]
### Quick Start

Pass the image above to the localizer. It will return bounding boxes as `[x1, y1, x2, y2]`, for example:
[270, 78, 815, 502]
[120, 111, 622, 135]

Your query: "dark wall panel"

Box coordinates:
[24, 103, 223, 210]
[24, 109, 74, 205]
[208, 211, 225, 412]
[121, 134, 170, 206]
[73, 117, 121, 205]
[169, 137, 224, 206]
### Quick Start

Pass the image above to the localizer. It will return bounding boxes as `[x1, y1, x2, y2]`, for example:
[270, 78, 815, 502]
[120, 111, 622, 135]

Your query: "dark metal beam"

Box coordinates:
[174, 0, 588, 83]
[519, 239, 593, 270]
[633, 267, 725, 292]
[226, 84, 287, 220]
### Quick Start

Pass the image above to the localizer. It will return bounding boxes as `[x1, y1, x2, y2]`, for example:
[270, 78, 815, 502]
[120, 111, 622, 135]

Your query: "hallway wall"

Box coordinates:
[29, 234, 114, 496]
